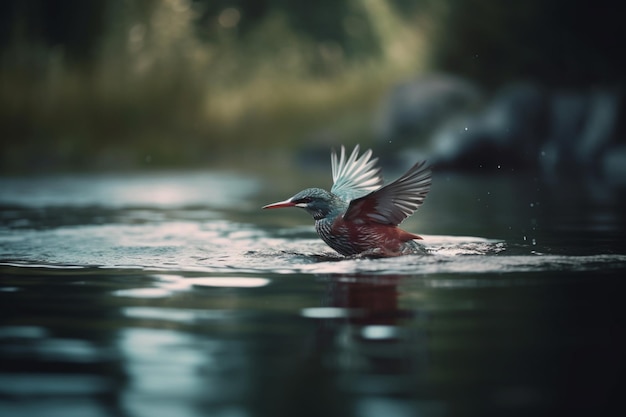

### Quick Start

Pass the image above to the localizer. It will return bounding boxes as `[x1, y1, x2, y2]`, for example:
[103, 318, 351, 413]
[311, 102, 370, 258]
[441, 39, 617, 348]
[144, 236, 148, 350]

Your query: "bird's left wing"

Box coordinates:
[331, 145, 383, 202]
[344, 161, 431, 225]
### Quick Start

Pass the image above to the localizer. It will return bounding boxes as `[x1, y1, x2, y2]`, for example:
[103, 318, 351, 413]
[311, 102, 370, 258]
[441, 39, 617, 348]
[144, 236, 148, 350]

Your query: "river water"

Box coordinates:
[1, 168, 625, 417]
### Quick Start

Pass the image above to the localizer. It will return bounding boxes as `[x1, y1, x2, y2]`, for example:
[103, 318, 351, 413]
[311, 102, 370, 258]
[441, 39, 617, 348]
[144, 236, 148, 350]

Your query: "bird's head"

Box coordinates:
[262, 188, 342, 220]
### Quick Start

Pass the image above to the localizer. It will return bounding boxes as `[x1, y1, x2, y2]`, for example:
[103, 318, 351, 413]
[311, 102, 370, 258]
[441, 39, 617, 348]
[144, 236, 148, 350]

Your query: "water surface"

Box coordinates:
[1, 169, 625, 417]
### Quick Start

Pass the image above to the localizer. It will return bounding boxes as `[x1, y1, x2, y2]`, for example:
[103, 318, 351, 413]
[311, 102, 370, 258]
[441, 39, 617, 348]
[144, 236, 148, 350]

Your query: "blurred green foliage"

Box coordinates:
[1, 0, 429, 172]
[1, 0, 622, 172]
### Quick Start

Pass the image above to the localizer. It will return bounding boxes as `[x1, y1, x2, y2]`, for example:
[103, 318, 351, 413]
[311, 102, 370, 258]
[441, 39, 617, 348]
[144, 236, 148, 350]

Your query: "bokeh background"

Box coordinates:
[2, 4, 626, 416]
[1, 0, 625, 177]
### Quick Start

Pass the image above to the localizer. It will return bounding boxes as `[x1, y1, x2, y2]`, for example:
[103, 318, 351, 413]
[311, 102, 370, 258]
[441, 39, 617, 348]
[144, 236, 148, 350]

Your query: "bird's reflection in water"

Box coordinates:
[310, 274, 430, 403]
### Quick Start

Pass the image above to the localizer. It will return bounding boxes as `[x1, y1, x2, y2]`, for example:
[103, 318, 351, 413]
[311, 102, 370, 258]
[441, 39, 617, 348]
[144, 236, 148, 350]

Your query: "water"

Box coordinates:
[1, 169, 625, 417]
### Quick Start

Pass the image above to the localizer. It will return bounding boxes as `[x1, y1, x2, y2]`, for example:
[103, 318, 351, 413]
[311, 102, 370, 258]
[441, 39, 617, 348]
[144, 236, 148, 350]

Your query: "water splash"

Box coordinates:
[2, 171, 625, 276]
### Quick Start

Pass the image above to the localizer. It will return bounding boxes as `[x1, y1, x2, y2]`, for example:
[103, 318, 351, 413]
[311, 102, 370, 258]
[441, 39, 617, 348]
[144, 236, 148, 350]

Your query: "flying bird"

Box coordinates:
[263, 145, 432, 257]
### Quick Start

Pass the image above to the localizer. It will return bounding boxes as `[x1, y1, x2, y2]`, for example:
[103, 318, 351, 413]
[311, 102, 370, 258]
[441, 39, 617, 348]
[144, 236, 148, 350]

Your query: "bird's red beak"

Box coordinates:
[262, 199, 296, 209]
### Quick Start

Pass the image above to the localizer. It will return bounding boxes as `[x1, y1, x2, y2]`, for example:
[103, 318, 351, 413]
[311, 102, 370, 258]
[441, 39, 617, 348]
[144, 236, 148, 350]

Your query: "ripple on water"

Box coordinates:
[238, 234, 626, 275]
[0, 374, 111, 396]
[2, 228, 626, 276]
[300, 307, 363, 319]
[108, 275, 273, 301]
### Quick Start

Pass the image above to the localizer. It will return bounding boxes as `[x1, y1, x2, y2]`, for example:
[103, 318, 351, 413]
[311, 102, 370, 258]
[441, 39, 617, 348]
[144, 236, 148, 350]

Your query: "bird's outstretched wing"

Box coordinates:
[343, 161, 431, 225]
[330, 145, 383, 202]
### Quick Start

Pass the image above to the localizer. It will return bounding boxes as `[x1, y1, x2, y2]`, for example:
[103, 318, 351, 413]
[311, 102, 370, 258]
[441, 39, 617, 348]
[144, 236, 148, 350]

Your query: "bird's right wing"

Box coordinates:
[330, 145, 384, 202]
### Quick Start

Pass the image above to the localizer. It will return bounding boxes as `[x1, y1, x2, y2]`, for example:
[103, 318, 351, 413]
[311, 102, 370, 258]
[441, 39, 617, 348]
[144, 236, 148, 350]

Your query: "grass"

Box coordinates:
[0, 0, 431, 173]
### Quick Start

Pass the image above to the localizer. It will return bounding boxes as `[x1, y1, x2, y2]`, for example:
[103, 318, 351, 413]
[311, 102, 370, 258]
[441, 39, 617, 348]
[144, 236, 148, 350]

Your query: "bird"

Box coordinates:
[263, 145, 432, 257]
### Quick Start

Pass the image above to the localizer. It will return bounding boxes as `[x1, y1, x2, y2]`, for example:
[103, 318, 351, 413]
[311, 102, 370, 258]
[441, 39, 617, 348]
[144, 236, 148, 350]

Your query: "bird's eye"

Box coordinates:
[296, 197, 312, 204]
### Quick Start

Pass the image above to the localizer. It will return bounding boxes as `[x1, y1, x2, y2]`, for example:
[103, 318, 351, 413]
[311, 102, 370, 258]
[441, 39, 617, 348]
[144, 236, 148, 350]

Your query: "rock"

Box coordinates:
[431, 83, 548, 171]
[426, 82, 624, 183]
[541, 89, 621, 180]
[375, 74, 482, 145]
